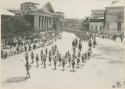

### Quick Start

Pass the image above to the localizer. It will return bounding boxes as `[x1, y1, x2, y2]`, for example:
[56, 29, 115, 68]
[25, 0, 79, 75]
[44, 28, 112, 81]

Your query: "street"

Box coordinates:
[1, 31, 125, 88]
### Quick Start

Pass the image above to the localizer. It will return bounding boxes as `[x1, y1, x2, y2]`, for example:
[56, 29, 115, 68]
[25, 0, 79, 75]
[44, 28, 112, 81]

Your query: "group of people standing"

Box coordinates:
[23, 34, 97, 79]
[1, 31, 62, 59]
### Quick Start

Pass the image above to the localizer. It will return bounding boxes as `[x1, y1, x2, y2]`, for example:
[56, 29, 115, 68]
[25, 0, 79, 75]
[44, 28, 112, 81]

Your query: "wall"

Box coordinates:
[104, 6, 124, 35]
[89, 22, 104, 32]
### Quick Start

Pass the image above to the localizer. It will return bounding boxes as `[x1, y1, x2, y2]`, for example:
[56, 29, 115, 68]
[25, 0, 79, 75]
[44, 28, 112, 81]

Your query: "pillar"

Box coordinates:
[34, 15, 39, 31]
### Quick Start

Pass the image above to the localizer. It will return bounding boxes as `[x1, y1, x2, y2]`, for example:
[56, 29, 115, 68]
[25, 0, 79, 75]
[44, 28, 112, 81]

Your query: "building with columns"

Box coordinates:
[89, 1, 124, 36]
[9, 2, 64, 32]
[104, 1, 124, 36]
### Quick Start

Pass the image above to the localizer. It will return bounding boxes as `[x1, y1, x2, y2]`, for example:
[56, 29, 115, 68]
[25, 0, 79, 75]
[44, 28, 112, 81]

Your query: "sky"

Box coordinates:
[0, 0, 122, 19]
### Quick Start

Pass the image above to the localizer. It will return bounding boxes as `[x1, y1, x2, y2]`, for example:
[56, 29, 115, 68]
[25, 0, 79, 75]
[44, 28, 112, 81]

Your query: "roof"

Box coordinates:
[107, 1, 124, 8]
[9, 2, 55, 15]
[38, 2, 55, 13]
[91, 9, 105, 19]
[0, 8, 15, 16]
[8, 9, 22, 15]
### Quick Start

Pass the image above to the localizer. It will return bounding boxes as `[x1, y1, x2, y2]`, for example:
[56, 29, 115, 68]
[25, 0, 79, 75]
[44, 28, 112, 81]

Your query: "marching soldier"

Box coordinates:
[49, 50, 52, 65]
[40, 50, 44, 65]
[78, 42, 82, 52]
[77, 57, 80, 68]
[62, 57, 66, 71]
[43, 54, 46, 68]
[68, 54, 71, 67]
[23, 52, 31, 78]
[25, 62, 31, 78]
[85, 52, 88, 62]
[82, 53, 85, 64]
[58, 54, 62, 66]
[93, 38, 97, 47]
[53, 55, 57, 70]
[35, 54, 39, 67]
[30, 52, 34, 64]
[45, 48, 48, 56]
[88, 40, 92, 48]
[71, 59, 75, 72]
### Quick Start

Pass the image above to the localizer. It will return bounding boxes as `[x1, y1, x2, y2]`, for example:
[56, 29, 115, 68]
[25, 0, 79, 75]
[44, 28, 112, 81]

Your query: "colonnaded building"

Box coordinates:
[89, 1, 124, 36]
[104, 1, 124, 36]
[9, 2, 64, 31]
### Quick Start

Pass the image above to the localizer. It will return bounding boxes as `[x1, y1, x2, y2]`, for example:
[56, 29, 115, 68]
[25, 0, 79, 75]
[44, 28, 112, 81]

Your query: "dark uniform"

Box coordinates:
[62, 58, 66, 71]
[25, 63, 31, 78]
[53, 56, 57, 70]
[78, 42, 82, 51]
[77, 58, 80, 68]
[35, 54, 39, 67]
[43, 55, 46, 68]
[82, 53, 85, 63]
[93, 38, 97, 47]
[49, 53, 52, 65]
[25, 53, 31, 78]
[68, 55, 71, 67]
[72, 59, 75, 72]
[40, 50, 43, 65]
[31, 52, 34, 64]
[58, 54, 62, 66]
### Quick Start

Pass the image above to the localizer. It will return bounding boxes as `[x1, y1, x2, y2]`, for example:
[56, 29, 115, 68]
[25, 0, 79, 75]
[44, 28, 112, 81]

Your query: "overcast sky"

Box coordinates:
[0, 0, 122, 19]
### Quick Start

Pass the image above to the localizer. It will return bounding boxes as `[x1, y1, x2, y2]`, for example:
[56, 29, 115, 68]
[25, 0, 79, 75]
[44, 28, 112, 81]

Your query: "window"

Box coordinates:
[95, 25, 97, 31]
[100, 26, 102, 31]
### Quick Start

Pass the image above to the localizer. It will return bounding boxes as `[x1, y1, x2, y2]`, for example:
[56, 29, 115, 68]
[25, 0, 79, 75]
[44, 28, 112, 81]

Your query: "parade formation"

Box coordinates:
[21, 32, 97, 79]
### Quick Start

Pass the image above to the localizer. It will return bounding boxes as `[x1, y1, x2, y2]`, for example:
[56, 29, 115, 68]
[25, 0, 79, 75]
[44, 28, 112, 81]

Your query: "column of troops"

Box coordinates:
[23, 33, 97, 79]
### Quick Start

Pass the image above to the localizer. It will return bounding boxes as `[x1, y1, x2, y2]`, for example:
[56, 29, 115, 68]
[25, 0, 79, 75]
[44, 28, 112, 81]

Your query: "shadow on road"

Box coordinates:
[4, 76, 27, 84]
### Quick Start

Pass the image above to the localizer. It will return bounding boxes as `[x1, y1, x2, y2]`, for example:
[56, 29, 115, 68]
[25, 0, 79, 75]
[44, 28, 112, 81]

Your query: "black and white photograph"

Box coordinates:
[0, 0, 125, 88]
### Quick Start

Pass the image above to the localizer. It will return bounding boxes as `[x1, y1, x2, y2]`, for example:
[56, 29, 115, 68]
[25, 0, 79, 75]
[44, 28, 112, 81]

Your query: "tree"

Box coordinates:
[1, 15, 32, 45]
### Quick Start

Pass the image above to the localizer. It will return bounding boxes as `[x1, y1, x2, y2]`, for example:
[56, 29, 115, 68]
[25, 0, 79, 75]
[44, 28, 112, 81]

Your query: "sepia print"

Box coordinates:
[0, 0, 125, 89]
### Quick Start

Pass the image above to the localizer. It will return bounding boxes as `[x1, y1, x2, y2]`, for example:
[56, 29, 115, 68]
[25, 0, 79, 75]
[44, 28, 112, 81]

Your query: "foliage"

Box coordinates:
[1, 15, 33, 38]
